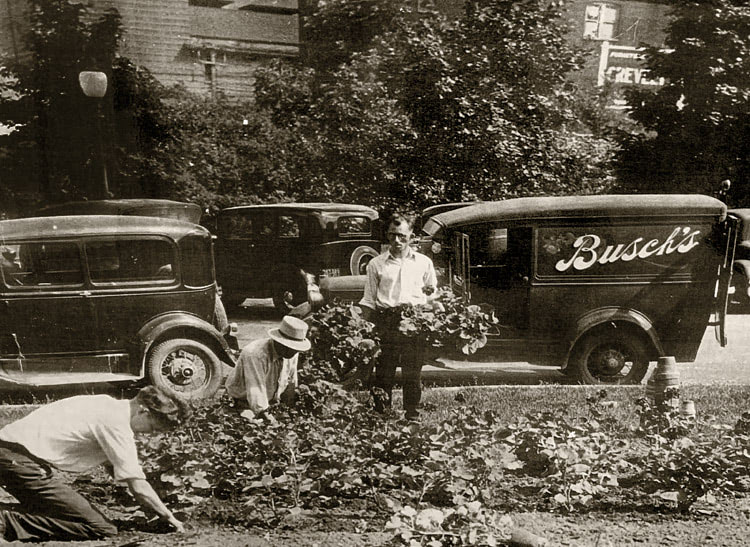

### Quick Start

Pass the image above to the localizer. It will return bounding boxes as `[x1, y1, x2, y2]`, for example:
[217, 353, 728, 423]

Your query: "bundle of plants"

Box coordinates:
[303, 300, 380, 385]
[392, 287, 499, 356]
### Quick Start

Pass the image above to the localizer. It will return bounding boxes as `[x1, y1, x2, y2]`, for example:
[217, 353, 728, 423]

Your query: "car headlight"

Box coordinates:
[431, 242, 442, 254]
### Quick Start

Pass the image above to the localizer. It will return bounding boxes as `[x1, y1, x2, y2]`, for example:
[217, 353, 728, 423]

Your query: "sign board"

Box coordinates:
[597, 42, 668, 109]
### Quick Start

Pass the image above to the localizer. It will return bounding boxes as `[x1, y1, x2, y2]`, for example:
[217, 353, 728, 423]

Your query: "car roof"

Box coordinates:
[220, 202, 379, 218]
[35, 199, 202, 223]
[427, 194, 726, 230]
[421, 202, 483, 219]
[0, 215, 209, 241]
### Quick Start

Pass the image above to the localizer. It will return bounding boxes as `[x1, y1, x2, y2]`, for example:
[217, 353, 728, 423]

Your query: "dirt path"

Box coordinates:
[12, 502, 750, 547]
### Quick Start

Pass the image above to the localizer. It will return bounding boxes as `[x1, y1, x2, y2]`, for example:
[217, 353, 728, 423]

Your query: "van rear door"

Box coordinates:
[715, 215, 739, 346]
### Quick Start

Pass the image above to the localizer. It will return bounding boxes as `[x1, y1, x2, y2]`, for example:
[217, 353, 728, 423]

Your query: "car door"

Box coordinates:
[216, 210, 275, 297]
[452, 225, 532, 359]
[0, 240, 97, 373]
[84, 237, 180, 352]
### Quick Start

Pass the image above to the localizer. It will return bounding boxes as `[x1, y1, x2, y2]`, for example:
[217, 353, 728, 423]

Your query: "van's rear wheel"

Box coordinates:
[569, 331, 650, 385]
[147, 338, 223, 399]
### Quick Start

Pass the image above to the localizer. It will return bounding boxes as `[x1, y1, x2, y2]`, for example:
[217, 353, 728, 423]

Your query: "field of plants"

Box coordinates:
[1, 301, 749, 545]
[0, 383, 735, 547]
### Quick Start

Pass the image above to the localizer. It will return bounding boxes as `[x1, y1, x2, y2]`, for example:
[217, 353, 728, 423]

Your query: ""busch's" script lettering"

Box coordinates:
[555, 227, 702, 272]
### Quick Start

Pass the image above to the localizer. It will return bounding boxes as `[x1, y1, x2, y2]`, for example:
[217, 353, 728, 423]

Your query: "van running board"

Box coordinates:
[0, 372, 142, 387]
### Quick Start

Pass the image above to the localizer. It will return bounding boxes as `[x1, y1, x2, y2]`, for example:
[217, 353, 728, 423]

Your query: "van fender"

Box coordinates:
[133, 313, 236, 375]
[563, 307, 664, 370]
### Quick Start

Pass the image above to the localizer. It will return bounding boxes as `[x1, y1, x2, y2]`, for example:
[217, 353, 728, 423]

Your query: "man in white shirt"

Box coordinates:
[359, 214, 437, 420]
[0, 386, 189, 542]
[225, 316, 311, 421]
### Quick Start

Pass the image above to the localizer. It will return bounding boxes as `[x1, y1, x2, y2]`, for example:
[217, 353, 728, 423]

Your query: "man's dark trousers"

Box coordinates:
[371, 310, 425, 416]
[0, 442, 117, 541]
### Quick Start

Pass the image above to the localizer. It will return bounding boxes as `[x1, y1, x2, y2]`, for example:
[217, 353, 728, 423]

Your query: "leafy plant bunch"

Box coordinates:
[117, 384, 750, 540]
[395, 287, 499, 355]
[385, 501, 513, 547]
[303, 300, 380, 384]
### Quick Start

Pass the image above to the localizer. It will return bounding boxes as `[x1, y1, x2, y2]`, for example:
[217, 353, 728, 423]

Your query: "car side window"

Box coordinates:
[278, 215, 300, 238]
[87, 239, 176, 284]
[2, 242, 83, 287]
[337, 216, 371, 237]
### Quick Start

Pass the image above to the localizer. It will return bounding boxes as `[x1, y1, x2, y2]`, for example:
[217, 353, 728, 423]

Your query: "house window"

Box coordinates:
[583, 3, 619, 40]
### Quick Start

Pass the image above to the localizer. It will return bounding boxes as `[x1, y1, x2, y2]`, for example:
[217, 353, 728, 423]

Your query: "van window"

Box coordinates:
[86, 239, 176, 284]
[180, 235, 214, 287]
[338, 216, 371, 236]
[2, 242, 83, 287]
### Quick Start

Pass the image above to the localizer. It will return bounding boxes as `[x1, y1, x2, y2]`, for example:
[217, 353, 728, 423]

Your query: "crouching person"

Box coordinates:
[225, 316, 311, 422]
[0, 386, 189, 542]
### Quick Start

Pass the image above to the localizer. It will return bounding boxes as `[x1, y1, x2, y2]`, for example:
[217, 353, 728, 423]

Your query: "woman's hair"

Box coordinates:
[136, 386, 192, 427]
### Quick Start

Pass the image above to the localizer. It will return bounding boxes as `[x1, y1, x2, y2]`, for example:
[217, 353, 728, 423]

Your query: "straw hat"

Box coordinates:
[269, 316, 311, 352]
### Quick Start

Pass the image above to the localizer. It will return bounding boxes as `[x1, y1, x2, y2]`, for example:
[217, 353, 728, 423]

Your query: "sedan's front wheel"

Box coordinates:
[147, 338, 223, 399]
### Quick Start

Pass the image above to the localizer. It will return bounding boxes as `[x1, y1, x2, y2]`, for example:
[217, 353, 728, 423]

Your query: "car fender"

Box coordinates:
[563, 307, 663, 370]
[134, 313, 236, 373]
[319, 274, 367, 304]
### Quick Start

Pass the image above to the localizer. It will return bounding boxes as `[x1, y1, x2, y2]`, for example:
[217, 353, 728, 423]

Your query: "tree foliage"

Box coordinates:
[0, 0, 121, 210]
[618, 0, 750, 204]
[254, 0, 619, 212]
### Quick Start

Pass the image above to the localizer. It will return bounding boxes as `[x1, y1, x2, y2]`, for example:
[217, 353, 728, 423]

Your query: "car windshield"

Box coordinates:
[422, 219, 441, 236]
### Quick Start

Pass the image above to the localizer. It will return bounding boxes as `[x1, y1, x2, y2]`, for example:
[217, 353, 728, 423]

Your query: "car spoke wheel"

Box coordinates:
[570, 331, 650, 385]
[147, 338, 223, 399]
[350, 246, 379, 275]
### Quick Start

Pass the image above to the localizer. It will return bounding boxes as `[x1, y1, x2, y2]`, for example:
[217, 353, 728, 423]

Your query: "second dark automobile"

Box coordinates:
[214, 203, 381, 312]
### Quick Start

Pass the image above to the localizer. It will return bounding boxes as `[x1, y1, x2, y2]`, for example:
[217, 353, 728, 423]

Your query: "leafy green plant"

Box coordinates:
[500, 408, 630, 512]
[395, 287, 499, 355]
[385, 500, 513, 546]
[303, 300, 380, 385]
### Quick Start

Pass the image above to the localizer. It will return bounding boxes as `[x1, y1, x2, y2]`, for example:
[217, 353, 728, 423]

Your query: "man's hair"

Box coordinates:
[388, 213, 415, 232]
[135, 386, 192, 427]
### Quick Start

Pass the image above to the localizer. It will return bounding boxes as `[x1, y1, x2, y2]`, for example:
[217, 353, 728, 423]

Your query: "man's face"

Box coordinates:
[387, 222, 412, 255]
[275, 341, 300, 360]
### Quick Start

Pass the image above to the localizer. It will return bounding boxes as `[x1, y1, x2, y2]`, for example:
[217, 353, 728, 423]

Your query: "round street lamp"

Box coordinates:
[78, 71, 108, 98]
[78, 70, 111, 198]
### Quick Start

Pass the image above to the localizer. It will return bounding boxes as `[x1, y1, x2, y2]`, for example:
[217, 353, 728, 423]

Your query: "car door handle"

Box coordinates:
[81, 290, 92, 297]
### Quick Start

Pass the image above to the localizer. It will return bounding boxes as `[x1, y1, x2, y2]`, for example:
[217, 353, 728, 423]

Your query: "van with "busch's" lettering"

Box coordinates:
[417, 194, 735, 384]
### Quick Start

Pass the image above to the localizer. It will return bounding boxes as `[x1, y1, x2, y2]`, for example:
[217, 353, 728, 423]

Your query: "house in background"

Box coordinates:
[564, 0, 672, 108]
[1, 0, 671, 102]
[0, 0, 300, 98]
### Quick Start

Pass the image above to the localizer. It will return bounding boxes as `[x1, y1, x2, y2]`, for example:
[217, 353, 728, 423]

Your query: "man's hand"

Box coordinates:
[164, 514, 185, 533]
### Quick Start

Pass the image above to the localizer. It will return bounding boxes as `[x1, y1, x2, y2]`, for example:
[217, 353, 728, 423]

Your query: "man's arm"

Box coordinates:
[126, 478, 185, 533]
[423, 258, 438, 303]
[359, 260, 378, 321]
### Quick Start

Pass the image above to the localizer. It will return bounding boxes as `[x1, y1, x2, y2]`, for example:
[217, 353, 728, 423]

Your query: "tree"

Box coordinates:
[0, 0, 121, 207]
[618, 1, 750, 204]
[255, 0, 619, 212]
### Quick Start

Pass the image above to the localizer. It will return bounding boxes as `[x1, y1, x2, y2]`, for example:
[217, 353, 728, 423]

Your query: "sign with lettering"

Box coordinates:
[597, 43, 670, 109]
[537, 225, 713, 279]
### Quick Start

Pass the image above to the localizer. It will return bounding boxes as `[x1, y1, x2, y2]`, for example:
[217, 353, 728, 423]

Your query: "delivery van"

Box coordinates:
[320, 194, 737, 385]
